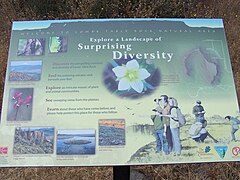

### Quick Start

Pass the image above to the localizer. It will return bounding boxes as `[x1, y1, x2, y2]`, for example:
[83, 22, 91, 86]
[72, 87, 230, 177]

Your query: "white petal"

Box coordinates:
[118, 78, 130, 91]
[130, 80, 144, 93]
[126, 59, 139, 69]
[139, 69, 150, 80]
[112, 66, 126, 78]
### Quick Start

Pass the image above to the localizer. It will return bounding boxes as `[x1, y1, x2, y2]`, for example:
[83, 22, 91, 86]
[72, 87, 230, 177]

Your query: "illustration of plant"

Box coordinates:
[112, 59, 151, 93]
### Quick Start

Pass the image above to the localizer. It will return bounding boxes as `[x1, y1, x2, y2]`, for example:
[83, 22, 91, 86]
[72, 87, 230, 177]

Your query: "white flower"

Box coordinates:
[112, 59, 151, 93]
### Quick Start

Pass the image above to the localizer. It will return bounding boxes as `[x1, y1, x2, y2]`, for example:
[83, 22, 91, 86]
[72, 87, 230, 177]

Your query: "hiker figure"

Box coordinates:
[190, 120, 218, 143]
[159, 95, 173, 152]
[163, 97, 182, 156]
[192, 100, 205, 124]
[153, 98, 163, 113]
[225, 116, 240, 142]
[151, 109, 169, 155]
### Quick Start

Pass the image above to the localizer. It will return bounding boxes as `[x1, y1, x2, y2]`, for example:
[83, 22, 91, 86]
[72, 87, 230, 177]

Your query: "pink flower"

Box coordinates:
[14, 97, 25, 109]
[12, 90, 23, 100]
[26, 96, 32, 107]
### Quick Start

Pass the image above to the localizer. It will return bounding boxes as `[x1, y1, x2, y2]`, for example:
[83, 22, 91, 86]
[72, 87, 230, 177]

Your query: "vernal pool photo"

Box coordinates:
[57, 129, 96, 155]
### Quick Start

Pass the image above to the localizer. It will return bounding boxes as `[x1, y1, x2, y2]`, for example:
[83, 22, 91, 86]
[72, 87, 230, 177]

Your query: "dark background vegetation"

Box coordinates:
[0, 0, 239, 179]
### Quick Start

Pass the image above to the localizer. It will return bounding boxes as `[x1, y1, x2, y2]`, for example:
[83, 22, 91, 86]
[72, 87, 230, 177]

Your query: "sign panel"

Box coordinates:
[0, 18, 239, 166]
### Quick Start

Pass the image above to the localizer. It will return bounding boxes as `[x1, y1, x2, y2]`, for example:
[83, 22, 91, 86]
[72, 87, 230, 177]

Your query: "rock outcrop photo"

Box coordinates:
[13, 127, 54, 154]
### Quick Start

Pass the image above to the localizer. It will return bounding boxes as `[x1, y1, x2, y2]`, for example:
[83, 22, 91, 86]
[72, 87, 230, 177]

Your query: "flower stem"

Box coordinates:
[14, 107, 19, 120]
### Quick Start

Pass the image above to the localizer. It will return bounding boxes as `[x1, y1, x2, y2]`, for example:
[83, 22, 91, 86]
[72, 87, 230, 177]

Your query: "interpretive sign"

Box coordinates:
[0, 19, 239, 166]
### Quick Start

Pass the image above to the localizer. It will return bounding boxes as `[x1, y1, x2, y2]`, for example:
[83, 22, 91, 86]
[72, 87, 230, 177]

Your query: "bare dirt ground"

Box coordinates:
[0, 0, 239, 179]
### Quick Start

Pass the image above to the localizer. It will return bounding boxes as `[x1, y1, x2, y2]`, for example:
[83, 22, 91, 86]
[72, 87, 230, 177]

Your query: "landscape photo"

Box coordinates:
[7, 88, 33, 121]
[17, 38, 45, 56]
[99, 119, 125, 146]
[9, 60, 42, 81]
[13, 127, 54, 154]
[57, 130, 96, 155]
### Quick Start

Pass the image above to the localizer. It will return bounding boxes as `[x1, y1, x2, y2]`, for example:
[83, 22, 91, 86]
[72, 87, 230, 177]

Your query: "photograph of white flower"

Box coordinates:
[103, 58, 160, 99]
[112, 59, 150, 93]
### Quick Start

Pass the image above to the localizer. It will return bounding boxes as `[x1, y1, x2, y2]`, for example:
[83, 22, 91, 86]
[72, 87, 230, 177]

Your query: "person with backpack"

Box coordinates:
[151, 109, 169, 155]
[225, 116, 240, 142]
[159, 95, 173, 152]
[160, 97, 185, 156]
[190, 120, 218, 143]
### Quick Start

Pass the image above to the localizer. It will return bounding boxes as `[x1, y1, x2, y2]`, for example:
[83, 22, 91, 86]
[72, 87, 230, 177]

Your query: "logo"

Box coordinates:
[232, 146, 240, 157]
[205, 146, 211, 153]
[0, 147, 8, 155]
[214, 146, 228, 158]
[197, 146, 214, 158]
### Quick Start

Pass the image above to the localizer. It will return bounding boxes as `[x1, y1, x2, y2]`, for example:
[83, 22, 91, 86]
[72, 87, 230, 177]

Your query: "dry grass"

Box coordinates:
[0, 0, 239, 179]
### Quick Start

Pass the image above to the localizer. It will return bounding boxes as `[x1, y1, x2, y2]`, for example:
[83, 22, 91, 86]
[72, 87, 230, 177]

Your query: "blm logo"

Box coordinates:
[214, 146, 228, 158]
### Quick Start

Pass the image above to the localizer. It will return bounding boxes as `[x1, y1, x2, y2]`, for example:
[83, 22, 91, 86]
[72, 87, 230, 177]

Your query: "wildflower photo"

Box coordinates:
[103, 58, 161, 99]
[7, 88, 33, 121]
